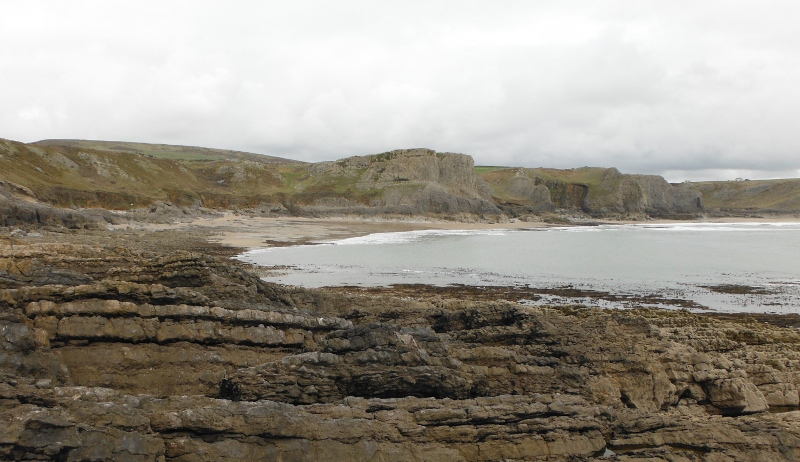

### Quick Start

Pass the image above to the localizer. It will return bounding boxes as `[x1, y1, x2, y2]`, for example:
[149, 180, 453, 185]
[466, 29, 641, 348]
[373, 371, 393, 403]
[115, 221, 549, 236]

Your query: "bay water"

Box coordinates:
[239, 222, 800, 314]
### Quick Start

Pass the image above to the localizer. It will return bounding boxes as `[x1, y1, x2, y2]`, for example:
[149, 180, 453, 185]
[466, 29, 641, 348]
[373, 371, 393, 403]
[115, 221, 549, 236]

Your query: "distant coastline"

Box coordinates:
[129, 213, 800, 252]
[3, 138, 800, 233]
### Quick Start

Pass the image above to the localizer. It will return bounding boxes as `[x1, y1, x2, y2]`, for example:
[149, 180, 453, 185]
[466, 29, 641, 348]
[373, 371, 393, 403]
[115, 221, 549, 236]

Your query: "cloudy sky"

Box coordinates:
[2, 1, 799, 181]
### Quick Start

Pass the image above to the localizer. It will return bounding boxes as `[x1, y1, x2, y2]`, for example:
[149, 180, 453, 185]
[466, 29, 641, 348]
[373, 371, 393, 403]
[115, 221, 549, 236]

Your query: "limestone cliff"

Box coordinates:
[298, 149, 503, 219]
[579, 168, 704, 218]
[480, 167, 705, 219]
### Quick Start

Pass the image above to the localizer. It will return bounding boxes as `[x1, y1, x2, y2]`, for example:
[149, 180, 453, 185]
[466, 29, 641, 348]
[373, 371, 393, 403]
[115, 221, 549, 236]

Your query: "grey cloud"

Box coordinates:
[2, 1, 800, 181]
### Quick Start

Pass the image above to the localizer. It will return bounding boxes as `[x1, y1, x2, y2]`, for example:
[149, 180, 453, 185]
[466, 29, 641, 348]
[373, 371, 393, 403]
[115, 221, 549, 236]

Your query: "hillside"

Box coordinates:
[1, 138, 268, 209]
[0, 139, 503, 220]
[694, 178, 800, 215]
[2, 137, 799, 223]
[33, 139, 301, 164]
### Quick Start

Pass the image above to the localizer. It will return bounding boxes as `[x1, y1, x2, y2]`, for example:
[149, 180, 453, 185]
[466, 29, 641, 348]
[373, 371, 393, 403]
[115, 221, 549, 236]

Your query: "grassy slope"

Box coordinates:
[33, 139, 302, 164]
[477, 166, 618, 204]
[1, 139, 207, 207]
[478, 168, 524, 202]
[29, 140, 380, 206]
[693, 179, 800, 212]
[3, 138, 799, 214]
[0, 138, 321, 209]
[473, 166, 509, 174]
[0, 138, 379, 210]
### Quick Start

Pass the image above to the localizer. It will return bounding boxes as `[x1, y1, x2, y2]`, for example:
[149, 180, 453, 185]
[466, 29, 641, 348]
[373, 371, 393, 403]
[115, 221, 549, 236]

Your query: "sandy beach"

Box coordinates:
[111, 214, 551, 250]
[110, 213, 800, 251]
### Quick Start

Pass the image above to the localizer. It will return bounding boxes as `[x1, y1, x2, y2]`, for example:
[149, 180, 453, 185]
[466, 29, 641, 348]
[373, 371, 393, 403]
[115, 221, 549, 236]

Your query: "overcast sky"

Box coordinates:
[2, 1, 800, 181]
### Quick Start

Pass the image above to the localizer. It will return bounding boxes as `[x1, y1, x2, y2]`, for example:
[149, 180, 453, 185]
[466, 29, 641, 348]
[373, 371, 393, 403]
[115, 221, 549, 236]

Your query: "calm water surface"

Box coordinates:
[239, 222, 800, 314]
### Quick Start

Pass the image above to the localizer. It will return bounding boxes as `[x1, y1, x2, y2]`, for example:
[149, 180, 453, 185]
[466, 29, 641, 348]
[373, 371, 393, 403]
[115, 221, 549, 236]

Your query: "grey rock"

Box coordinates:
[703, 377, 769, 414]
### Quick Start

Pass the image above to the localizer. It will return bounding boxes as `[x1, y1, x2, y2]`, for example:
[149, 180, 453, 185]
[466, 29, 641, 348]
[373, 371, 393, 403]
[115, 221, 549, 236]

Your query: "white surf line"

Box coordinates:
[328, 228, 509, 246]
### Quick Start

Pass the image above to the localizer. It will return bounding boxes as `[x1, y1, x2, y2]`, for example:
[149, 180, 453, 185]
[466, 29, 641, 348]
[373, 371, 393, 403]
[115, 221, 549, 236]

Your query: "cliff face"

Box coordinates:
[480, 167, 705, 219]
[694, 178, 800, 216]
[3, 229, 800, 460]
[300, 149, 503, 219]
[341, 148, 479, 189]
[580, 169, 704, 218]
[0, 181, 109, 229]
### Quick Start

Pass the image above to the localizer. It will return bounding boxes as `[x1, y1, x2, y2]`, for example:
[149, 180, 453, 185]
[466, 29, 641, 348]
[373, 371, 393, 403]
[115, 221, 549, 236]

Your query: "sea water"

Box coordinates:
[239, 222, 800, 314]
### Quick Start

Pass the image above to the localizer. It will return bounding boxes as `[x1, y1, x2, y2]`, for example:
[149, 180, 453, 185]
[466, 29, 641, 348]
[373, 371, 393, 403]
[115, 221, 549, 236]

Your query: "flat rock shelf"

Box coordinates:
[2, 225, 800, 461]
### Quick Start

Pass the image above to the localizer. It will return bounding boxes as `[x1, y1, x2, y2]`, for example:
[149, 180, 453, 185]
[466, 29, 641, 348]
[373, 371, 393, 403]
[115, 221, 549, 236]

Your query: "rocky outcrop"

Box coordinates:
[4, 228, 800, 460]
[503, 175, 555, 212]
[299, 149, 504, 220]
[224, 324, 483, 403]
[358, 149, 476, 190]
[308, 148, 480, 190]
[0, 181, 107, 229]
[580, 169, 704, 218]
[219, 297, 800, 459]
[480, 167, 705, 219]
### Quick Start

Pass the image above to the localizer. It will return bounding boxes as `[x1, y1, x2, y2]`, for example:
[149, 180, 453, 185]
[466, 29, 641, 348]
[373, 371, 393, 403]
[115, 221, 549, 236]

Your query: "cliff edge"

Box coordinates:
[480, 167, 705, 219]
[298, 148, 503, 220]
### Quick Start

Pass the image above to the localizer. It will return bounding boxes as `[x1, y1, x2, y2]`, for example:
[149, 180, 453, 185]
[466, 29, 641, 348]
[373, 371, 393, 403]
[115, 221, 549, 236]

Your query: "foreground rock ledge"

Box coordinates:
[2, 231, 800, 461]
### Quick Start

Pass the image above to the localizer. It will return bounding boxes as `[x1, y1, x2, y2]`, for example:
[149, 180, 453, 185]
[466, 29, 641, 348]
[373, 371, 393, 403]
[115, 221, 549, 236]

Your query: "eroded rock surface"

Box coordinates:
[303, 149, 503, 219]
[3, 229, 800, 461]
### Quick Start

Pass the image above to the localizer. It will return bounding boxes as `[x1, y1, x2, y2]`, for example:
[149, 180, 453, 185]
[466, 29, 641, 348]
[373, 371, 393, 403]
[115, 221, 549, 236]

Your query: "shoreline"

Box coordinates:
[5, 211, 800, 459]
[218, 216, 800, 320]
[111, 213, 800, 251]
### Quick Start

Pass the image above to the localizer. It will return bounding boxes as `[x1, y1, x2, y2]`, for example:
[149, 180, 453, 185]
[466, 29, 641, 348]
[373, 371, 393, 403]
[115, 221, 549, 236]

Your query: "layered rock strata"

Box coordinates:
[580, 169, 704, 218]
[302, 149, 503, 219]
[482, 168, 705, 219]
[2, 230, 800, 460]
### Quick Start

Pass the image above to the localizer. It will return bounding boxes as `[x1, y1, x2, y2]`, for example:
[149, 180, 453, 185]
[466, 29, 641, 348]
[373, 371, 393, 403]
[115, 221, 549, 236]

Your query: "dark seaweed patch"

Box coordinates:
[701, 284, 773, 295]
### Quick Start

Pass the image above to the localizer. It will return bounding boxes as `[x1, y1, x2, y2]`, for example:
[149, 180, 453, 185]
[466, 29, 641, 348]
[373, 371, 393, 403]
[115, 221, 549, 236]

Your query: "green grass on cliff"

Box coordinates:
[0, 139, 215, 208]
[693, 178, 800, 212]
[525, 167, 619, 188]
[477, 168, 525, 202]
[33, 139, 301, 164]
[477, 166, 616, 199]
[477, 166, 629, 208]
[478, 166, 618, 187]
[0, 138, 376, 210]
[474, 166, 510, 174]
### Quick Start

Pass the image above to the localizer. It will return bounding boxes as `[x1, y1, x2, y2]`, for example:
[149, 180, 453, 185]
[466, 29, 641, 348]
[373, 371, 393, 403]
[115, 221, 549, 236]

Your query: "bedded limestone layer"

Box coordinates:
[3, 232, 800, 461]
